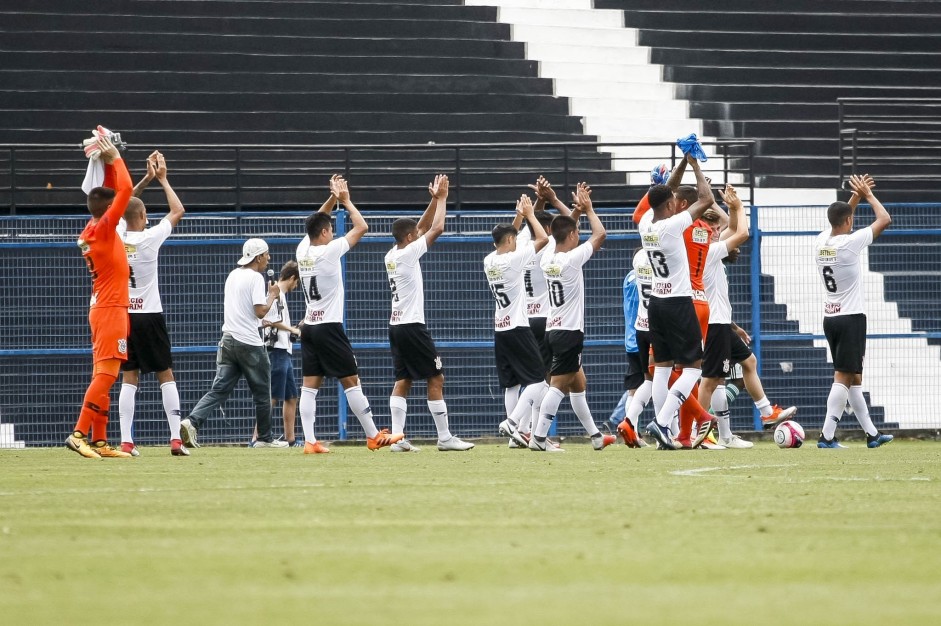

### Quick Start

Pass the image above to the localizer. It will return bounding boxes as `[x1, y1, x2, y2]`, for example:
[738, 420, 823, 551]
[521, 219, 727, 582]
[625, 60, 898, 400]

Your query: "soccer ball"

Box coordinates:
[773, 420, 805, 449]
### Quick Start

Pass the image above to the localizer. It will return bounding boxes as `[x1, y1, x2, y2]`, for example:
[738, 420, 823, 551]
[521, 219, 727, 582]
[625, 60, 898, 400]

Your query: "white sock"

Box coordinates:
[848, 385, 878, 436]
[655, 368, 701, 428]
[345, 385, 379, 439]
[119, 383, 137, 443]
[670, 414, 680, 437]
[428, 399, 451, 441]
[504, 385, 521, 418]
[712, 385, 731, 440]
[518, 410, 533, 435]
[508, 381, 548, 427]
[626, 379, 652, 428]
[535, 386, 564, 439]
[300, 387, 319, 443]
[754, 396, 772, 417]
[390, 395, 407, 435]
[569, 391, 599, 437]
[652, 366, 671, 416]
[823, 383, 848, 440]
[160, 381, 182, 441]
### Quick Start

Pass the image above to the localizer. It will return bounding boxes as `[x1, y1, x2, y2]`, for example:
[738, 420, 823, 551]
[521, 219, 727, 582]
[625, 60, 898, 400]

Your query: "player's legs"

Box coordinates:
[155, 369, 182, 443]
[119, 368, 140, 449]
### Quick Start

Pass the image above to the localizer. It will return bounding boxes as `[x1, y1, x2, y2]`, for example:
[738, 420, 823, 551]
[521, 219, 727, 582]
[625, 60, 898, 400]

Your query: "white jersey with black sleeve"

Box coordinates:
[122, 218, 172, 313]
[385, 234, 429, 325]
[516, 226, 550, 318]
[539, 239, 594, 332]
[483, 242, 535, 332]
[263, 287, 294, 354]
[632, 248, 653, 332]
[815, 226, 873, 317]
[640, 210, 694, 299]
[296, 235, 351, 325]
[703, 240, 732, 324]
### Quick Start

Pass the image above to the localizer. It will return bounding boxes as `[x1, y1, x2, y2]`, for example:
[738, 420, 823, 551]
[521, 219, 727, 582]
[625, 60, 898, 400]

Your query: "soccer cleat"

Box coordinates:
[390, 439, 420, 452]
[120, 442, 140, 457]
[508, 432, 531, 449]
[674, 436, 694, 450]
[591, 433, 616, 451]
[866, 432, 894, 448]
[645, 421, 676, 450]
[692, 418, 716, 449]
[701, 440, 727, 450]
[617, 419, 640, 448]
[762, 405, 797, 428]
[91, 441, 133, 458]
[528, 435, 564, 452]
[179, 418, 200, 448]
[170, 439, 190, 456]
[253, 439, 289, 448]
[437, 436, 475, 451]
[498, 419, 529, 448]
[635, 436, 648, 448]
[66, 433, 101, 459]
[367, 429, 405, 451]
[718, 435, 753, 449]
[817, 435, 846, 449]
[289, 440, 305, 448]
[304, 441, 331, 454]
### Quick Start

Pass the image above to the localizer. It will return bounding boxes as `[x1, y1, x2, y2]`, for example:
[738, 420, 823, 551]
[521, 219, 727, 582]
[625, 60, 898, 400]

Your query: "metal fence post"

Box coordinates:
[234, 147, 242, 213]
[750, 203, 762, 430]
[454, 147, 462, 211]
[336, 207, 349, 441]
[9, 148, 15, 216]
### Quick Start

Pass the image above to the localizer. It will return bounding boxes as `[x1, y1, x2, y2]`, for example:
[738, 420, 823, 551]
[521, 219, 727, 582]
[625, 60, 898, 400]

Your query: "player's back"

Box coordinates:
[79, 217, 130, 309]
[684, 219, 712, 297]
[297, 236, 349, 324]
[814, 227, 873, 317]
[385, 236, 428, 325]
[123, 219, 172, 313]
[639, 211, 693, 299]
[539, 239, 593, 332]
[484, 245, 533, 331]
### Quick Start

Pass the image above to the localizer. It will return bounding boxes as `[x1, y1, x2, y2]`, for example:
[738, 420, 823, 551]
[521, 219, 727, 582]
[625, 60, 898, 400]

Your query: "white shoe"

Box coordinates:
[252, 439, 289, 448]
[700, 441, 727, 450]
[528, 436, 565, 452]
[179, 418, 200, 448]
[390, 439, 420, 453]
[498, 419, 529, 448]
[719, 435, 754, 449]
[437, 436, 475, 451]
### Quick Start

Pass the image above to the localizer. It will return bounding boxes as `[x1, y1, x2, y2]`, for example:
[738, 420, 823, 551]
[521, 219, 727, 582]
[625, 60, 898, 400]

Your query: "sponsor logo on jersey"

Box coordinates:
[305, 309, 324, 323]
[543, 264, 562, 278]
[825, 302, 842, 315]
[390, 310, 402, 323]
[495, 315, 511, 329]
[130, 297, 144, 311]
[77, 239, 90, 254]
[547, 316, 562, 328]
[641, 232, 660, 247]
[653, 283, 673, 295]
[817, 247, 837, 263]
[692, 227, 710, 244]
[486, 266, 504, 281]
[635, 317, 649, 330]
[637, 265, 653, 280]
[385, 261, 397, 273]
[298, 257, 316, 271]
[692, 289, 707, 301]
[124, 243, 139, 261]
[527, 302, 543, 316]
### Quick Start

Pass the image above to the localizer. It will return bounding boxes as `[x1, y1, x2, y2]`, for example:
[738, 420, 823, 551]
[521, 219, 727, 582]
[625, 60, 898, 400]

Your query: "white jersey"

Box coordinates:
[539, 239, 594, 332]
[222, 267, 267, 346]
[122, 218, 172, 313]
[516, 226, 549, 318]
[815, 226, 873, 317]
[263, 286, 294, 353]
[296, 236, 350, 325]
[385, 234, 428, 325]
[640, 210, 693, 298]
[703, 240, 732, 324]
[632, 248, 653, 332]
[483, 243, 535, 332]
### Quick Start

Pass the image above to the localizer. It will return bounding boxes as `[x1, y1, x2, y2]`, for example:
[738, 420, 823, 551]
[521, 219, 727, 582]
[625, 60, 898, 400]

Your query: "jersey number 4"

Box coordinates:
[305, 276, 322, 301]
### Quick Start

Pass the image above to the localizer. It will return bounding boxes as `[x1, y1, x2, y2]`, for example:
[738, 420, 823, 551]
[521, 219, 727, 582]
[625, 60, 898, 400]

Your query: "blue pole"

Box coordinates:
[336, 208, 349, 440]
[749, 204, 762, 431]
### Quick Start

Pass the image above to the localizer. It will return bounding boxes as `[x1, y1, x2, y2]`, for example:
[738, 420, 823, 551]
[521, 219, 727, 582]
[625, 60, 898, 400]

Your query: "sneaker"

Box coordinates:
[498, 419, 529, 448]
[635, 437, 649, 448]
[701, 440, 728, 450]
[817, 435, 846, 449]
[170, 439, 190, 456]
[120, 442, 140, 457]
[528, 435, 564, 452]
[692, 418, 716, 449]
[617, 419, 640, 448]
[289, 440, 305, 448]
[508, 432, 531, 449]
[304, 441, 330, 454]
[591, 433, 616, 451]
[437, 436, 475, 451]
[866, 432, 894, 448]
[718, 435, 754, 449]
[762, 405, 797, 428]
[253, 439, 289, 448]
[179, 418, 200, 448]
[645, 421, 676, 450]
[367, 429, 405, 451]
[390, 439, 420, 453]
[91, 441, 133, 458]
[66, 433, 101, 459]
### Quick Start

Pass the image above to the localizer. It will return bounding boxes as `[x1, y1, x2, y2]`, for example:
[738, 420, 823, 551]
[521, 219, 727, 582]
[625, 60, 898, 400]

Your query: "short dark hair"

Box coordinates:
[674, 185, 697, 207]
[827, 201, 854, 227]
[648, 184, 674, 211]
[86, 186, 115, 218]
[491, 223, 518, 245]
[279, 259, 300, 282]
[305, 212, 333, 239]
[392, 218, 418, 243]
[550, 215, 577, 244]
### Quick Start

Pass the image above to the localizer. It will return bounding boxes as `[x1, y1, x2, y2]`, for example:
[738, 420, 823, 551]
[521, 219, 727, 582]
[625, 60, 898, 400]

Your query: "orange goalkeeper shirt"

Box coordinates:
[78, 158, 132, 309]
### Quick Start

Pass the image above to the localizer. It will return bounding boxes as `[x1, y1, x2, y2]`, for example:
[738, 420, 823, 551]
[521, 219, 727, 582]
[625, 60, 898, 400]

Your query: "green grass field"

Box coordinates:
[2, 440, 940, 625]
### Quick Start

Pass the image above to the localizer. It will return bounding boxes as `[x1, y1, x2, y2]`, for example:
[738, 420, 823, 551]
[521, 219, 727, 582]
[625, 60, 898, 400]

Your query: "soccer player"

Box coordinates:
[117, 151, 189, 457]
[179, 239, 288, 449]
[815, 174, 894, 449]
[67, 135, 135, 459]
[530, 183, 615, 452]
[640, 155, 713, 450]
[614, 248, 652, 448]
[296, 175, 404, 454]
[485, 194, 550, 446]
[385, 174, 474, 452]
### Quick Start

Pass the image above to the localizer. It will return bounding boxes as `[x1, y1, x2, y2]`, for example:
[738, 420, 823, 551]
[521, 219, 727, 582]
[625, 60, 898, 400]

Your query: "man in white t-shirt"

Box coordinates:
[117, 151, 188, 457]
[296, 175, 404, 454]
[385, 175, 474, 452]
[815, 174, 894, 449]
[179, 239, 288, 449]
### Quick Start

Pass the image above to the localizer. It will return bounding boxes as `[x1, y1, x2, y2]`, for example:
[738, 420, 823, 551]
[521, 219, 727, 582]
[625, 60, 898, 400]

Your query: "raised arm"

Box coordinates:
[718, 184, 749, 249]
[666, 157, 689, 191]
[683, 156, 713, 221]
[154, 153, 186, 228]
[518, 194, 549, 253]
[132, 151, 158, 198]
[574, 182, 605, 252]
[422, 174, 448, 247]
[849, 174, 892, 239]
[416, 175, 444, 235]
[847, 174, 875, 210]
[316, 176, 339, 215]
[331, 175, 368, 247]
[529, 176, 571, 217]
[99, 137, 132, 222]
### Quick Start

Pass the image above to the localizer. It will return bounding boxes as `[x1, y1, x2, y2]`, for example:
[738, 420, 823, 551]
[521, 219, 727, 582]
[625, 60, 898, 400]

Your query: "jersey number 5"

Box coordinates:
[821, 266, 837, 293]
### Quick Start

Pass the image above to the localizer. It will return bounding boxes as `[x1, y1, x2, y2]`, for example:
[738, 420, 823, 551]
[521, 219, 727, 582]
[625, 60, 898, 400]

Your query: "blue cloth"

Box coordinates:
[622, 272, 639, 353]
[676, 133, 708, 162]
[650, 163, 670, 185]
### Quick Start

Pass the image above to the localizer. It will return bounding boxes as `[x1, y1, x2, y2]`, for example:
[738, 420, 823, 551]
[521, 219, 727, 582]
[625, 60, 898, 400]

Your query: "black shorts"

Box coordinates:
[824, 313, 866, 374]
[647, 296, 703, 365]
[636, 329, 652, 377]
[494, 327, 546, 388]
[122, 312, 173, 374]
[546, 329, 584, 376]
[624, 350, 644, 390]
[702, 324, 753, 379]
[529, 316, 552, 373]
[301, 323, 359, 379]
[389, 323, 443, 381]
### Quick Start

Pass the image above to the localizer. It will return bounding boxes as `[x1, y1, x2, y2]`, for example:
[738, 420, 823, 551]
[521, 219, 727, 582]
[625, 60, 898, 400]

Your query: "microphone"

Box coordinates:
[266, 269, 275, 285]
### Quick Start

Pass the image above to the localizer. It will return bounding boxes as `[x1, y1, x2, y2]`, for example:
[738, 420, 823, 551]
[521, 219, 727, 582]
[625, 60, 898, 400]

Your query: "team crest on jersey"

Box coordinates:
[118, 338, 127, 355]
[817, 247, 837, 263]
[544, 263, 562, 278]
[692, 227, 710, 244]
[641, 232, 660, 247]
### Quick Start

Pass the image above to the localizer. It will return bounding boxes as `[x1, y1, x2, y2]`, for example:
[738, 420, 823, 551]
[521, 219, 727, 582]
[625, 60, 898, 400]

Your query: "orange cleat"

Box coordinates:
[617, 419, 640, 448]
[762, 405, 797, 428]
[591, 433, 617, 450]
[367, 428, 405, 451]
[92, 441, 133, 458]
[304, 441, 331, 454]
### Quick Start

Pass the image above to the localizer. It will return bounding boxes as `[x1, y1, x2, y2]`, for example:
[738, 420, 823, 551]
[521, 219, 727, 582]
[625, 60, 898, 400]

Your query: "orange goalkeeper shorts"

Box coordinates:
[693, 298, 710, 344]
[89, 306, 129, 363]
